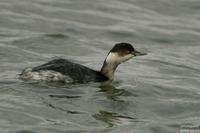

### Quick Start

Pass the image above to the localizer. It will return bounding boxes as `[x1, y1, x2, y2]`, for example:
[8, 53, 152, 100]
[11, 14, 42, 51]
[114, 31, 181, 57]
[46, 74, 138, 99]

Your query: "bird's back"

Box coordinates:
[31, 59, 108, 83]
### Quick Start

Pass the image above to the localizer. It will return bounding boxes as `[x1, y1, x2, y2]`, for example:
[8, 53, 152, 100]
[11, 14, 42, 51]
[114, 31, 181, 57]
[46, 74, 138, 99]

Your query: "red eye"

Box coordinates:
[126, 50, 131, 54]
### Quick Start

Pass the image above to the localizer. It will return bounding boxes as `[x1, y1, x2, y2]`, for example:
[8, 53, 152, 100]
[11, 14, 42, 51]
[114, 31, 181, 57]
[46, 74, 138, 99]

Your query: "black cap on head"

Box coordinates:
[110, 42, 134, 53]
[110, 42, 146, 56]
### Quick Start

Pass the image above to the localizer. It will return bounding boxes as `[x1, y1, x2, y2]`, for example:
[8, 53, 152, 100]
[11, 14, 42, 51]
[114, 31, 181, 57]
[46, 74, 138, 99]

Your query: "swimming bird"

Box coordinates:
[19, 42, 146, 83]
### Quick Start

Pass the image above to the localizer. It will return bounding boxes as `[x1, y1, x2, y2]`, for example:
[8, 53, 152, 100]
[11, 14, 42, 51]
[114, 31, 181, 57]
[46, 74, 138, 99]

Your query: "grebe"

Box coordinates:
[19, 43, 146, 83]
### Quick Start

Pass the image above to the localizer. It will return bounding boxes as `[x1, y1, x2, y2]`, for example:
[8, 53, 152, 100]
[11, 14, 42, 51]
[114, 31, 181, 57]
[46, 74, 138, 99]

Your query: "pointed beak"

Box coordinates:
[132, 50, 147, 56]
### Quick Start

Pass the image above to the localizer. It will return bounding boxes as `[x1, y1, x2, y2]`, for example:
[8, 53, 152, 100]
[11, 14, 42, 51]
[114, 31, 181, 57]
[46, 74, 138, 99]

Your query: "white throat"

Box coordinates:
[100, 52, 134, 80]
[106, 52, 134, 64]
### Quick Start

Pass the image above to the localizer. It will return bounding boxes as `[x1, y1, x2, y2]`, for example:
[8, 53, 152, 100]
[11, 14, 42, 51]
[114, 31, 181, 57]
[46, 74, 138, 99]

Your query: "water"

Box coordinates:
[0, 0, 200, 133]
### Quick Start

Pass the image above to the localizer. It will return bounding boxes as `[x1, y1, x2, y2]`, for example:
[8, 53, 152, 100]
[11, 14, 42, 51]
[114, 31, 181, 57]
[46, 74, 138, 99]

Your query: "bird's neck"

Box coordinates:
[100, 61, 119, 80]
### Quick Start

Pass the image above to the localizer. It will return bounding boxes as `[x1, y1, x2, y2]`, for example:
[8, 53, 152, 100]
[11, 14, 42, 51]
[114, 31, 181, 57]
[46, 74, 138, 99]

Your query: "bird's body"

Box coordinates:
[20, 59, 108, 83]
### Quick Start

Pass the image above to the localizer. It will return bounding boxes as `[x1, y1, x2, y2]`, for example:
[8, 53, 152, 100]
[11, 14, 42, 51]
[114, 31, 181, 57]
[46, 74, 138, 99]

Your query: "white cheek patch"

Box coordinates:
[122, 54, 134, 62]
[106, 52, 134, 63]
[106, 52, 119, 63]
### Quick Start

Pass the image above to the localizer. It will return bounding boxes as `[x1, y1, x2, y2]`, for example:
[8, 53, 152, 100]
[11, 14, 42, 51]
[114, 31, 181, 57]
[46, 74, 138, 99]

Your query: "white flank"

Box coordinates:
[19, 68, 73, 83]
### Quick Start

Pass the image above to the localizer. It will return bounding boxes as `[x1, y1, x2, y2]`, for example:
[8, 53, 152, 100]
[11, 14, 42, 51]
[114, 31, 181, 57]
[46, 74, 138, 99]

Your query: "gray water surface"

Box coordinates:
[0, 0, 200, 133]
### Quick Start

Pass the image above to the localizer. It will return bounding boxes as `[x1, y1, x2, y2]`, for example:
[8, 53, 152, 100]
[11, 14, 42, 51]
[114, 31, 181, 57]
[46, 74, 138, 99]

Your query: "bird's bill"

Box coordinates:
[132, 50, 147, 56]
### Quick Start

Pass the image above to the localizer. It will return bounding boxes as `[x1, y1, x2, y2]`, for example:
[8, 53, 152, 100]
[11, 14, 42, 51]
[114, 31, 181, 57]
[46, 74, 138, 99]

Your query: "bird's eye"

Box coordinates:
[125, 50, 131, 54]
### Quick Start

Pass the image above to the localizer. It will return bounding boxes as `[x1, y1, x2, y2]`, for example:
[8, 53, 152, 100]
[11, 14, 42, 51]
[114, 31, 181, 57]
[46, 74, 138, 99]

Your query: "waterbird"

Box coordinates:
[19, 42, 146, 83]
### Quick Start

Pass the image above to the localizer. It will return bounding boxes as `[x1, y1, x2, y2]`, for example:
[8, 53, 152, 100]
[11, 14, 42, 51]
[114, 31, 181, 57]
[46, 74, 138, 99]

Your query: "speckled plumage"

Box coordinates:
[20, 59, 108, 83]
